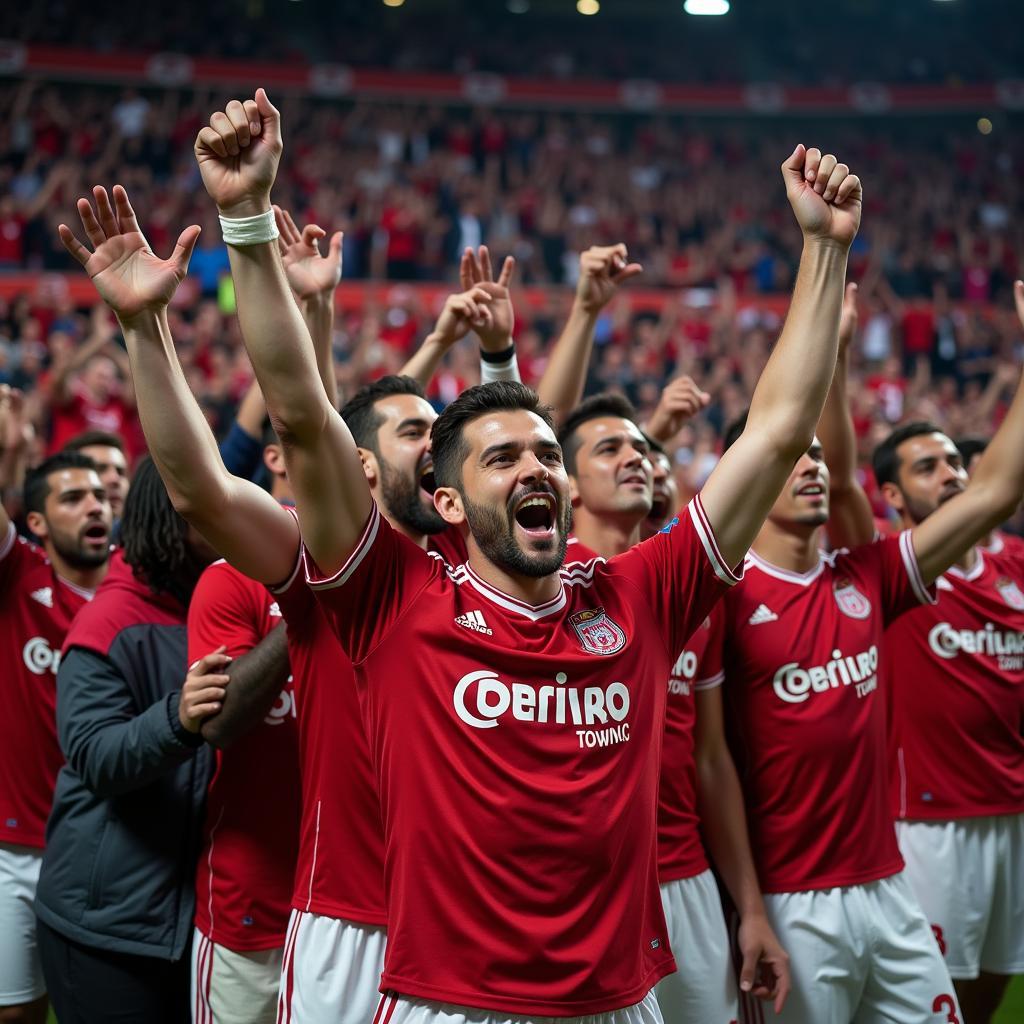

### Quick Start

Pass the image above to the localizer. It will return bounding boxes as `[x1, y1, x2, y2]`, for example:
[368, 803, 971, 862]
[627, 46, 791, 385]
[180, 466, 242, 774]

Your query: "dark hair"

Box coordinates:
[121, 457, 209, 606]
[341, 375, 428, 455]
[431, 381, 554, 489]
[954, 436, 988, 468]
[558, 392, 639, 476]
[722, 410, 749, 454]
[872, 421, 942, 488]
[63, 429, 126, 455]
[24, 452, 99, 516]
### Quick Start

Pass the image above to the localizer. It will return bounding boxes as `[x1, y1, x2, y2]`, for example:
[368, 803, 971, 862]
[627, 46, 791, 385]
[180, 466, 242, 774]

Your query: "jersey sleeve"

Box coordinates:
[268, 540, 315, 630]
[186, 562, 266, 664]
[0, 522, 40, 597]
[301, 502, 439, 664]
[609, 493, 743, 661]
[858, 531, 936, 625]
[692, 605, 726, 691]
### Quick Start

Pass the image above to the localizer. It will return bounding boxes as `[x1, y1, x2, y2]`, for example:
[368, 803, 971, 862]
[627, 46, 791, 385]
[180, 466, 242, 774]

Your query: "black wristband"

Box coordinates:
[480, 343, 516, 365]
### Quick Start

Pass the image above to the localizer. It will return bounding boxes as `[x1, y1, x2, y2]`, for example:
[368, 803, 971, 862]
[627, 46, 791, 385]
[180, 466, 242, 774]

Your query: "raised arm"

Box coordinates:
[274, 204, 343, 408]
[460, 246, 522, 384]
[817, 281, 876, 548]
[909, 280, 1024, 584]
[194, 90, 370, 575]
[536, 244, 642, 424]
[58, 185, 299, 584]
[699, 146, 862, 569]
[643, 376, 711, 447]
[399, 285, 495, 387]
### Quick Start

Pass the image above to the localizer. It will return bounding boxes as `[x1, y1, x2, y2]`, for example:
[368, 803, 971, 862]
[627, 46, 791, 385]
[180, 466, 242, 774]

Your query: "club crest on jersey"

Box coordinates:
[569, 608, 626, 656]
[833, 577, 871, 619]
[996, 577, 1024, 611]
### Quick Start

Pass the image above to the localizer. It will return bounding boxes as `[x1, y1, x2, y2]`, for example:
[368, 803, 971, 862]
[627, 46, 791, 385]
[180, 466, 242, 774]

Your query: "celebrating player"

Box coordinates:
[193, 87, 857, 1021]
[717, 273, 1024, 1022]
[820, 280, 1024, 1024]
[0, 387, 111, 1024]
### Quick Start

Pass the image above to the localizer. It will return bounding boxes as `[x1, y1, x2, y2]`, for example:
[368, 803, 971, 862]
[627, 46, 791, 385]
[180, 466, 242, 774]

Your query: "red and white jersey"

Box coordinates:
[188, 560, 300, 951]
[981, 529, 1024, 569]
[0, 523, 94, 848]
[657, 608, 725, 884]
[887, 546, 1024, 821]
[720, 533, 933, 894]
[564, 535, 600, 564]
[270, 554, 387, 926]
[303, 494, 738, 1016]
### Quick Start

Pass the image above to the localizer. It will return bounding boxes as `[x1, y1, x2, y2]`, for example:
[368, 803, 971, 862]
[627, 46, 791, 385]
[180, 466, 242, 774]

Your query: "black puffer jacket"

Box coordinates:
[35, 553, 211, 961]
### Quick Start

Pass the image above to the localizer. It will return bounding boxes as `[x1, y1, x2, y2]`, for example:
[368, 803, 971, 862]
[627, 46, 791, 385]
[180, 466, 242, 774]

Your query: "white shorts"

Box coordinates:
[655, 870, 738, 1023]
[897, 814, 1024, 979]
[191, 927, 283, 1024]
[276, 910, 387, 1024]
[755, 873, 959, 1024]
[371, 989, 663, 1024]
[0, 841, 45, 1006]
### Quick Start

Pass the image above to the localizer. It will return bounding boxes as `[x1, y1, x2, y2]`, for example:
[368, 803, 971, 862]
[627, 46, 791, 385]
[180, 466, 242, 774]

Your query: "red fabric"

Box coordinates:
[271, 544, 387, 926]
[188, 561, 300, 951]
[720, 535, 933, 894]
[887, 547, 1024, 821]
[303, 496, 736, 1014]
[48, 389, 138, 459]
[63, 551, 183, 656]
[657, 608, 724, 883]
[0, 524, 94, 847]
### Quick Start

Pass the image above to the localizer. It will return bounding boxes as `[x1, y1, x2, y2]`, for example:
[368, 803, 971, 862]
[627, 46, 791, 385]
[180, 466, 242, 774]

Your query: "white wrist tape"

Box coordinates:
[219, 210, 279, 246]
[480, 350, 521, 385]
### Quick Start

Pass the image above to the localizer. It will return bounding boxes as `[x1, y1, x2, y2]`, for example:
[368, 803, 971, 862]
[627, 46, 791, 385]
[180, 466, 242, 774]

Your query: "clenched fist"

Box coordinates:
[782, 145, 863, 249]
[195, 88, 282, 217]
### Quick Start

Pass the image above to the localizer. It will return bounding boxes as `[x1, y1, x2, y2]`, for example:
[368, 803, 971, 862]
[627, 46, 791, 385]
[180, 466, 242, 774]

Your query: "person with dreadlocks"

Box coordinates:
[32, 458, 223, 1023]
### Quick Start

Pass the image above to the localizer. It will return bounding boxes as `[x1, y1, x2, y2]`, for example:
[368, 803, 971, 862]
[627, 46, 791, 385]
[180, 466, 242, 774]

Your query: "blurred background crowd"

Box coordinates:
[1, 0, 1022, 524]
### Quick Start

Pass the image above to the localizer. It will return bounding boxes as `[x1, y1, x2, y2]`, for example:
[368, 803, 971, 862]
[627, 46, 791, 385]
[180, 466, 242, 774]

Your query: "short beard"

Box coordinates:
[463, 491, 570, 579]
[901, 492, 937, 526]
[51, 530, 110, 570]
[379, 458, 446, 537]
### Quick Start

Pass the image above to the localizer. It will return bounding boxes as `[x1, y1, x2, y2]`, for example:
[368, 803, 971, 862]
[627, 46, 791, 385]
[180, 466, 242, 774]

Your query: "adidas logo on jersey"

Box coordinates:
[455, 610, 493, 635]
[30, 587, 53, 608]
[748, 603, 778, 625]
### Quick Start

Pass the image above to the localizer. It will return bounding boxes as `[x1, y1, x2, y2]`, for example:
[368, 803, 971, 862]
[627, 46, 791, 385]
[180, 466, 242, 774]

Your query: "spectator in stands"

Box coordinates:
[62, 430, 130, 519]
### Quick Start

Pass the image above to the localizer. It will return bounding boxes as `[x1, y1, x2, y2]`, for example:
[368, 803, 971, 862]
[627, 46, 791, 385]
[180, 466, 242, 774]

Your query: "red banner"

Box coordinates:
[1, 40, 1020, 115]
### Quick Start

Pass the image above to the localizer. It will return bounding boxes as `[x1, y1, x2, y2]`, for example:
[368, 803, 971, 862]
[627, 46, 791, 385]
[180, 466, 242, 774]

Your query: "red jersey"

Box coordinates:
[657, 609, 725, 883]
[720, 533, 933, 894]
[887, 547, 1024, 821]
[565, 536, 600, 563]
[0, 523, 95, 847]
[48, 388, 138, 458]
[188, 561, 300, 951]
[304, 494, 738, 1015]
[982, 530, 1024, 567]
[269, 552, 387, 926]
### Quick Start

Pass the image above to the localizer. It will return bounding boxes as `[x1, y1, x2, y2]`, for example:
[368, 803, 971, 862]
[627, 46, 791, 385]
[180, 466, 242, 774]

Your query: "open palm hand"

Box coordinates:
[59, 185, 199, 324]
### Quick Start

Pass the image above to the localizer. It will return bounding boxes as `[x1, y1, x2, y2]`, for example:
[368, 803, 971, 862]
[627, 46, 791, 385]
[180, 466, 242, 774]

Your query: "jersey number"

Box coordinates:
[932, 994, 959, 1024]
[931, 924, 946, 956]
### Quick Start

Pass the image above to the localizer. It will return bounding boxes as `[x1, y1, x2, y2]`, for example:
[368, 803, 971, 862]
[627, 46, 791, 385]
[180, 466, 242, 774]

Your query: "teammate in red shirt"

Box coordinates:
[818, 281, 1024, 1023]
[188, 560, 296, 1024]
[195, 89, 861, 1020]
[0, 409, 111, 1024]
[721, 280, 1024, 1022]
[560, 391, 789, 1020]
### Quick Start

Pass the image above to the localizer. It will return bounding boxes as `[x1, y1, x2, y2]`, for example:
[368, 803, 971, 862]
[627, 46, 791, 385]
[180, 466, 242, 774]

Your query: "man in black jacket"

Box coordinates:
[34, 459, 223, 1023]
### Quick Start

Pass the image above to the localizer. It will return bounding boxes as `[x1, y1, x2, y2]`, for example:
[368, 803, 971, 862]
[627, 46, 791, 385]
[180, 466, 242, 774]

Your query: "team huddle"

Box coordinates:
[1, 88, 1022, 1024]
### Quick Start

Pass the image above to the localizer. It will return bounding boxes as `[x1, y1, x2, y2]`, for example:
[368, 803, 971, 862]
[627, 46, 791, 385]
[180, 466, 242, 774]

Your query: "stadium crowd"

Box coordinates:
[2, 78, 1024, 521]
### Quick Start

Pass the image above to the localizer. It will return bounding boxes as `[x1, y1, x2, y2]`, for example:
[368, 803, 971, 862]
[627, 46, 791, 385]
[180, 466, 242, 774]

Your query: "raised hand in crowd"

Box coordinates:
[58, 185, 200, 327]
[178, 648, 233, 734]
[274, 205, 343, 301]
[538, 243, 643, 423]
[459, 245, 515, 354]
[644, 376, 712, 446]
[399, 286, 495, 387]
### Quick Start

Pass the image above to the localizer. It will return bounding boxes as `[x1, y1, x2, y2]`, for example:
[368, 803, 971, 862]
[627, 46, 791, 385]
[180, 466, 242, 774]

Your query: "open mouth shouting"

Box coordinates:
[81, 521, 110, 549]
[419, 460, 437, 496]
[512, 490, 558, 540]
